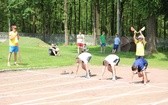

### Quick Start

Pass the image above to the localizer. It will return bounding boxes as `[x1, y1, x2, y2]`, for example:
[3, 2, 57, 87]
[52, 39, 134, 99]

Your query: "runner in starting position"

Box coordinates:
[76, 51, 92, 79]
[100, 53, 120, 80]
[131, 57, 149, 85]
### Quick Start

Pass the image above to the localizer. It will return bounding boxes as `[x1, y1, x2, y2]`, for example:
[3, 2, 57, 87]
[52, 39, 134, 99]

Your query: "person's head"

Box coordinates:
[102, 31, 105, 35]
[131, 65, 138, 71]
[11, 25, 17, 32]
[51, 43, 55, 47]
[115, 33, 119, 37]
[103, 60, 110, 66]
[137, 35, 144, 41]
[76, 57, 83, 64]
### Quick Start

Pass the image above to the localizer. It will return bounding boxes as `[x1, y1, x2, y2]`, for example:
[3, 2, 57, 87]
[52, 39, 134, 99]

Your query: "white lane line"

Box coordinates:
[0, 79, 88, 96]
[0, 72, 38, 79]
[0, 75, 65, 87]
[0, 70, 69, 80]
[0, 84, 138, 98]
[138, 98, 168, 105]
[30, 90, 168, 105]
[33, 96, 107, 105]
[149, 98, 168, 105]
[148, 84, 168, 90]
[83, 86, 150, 105]
[10, 82, 133, 105]
[0, 70, 77, 87]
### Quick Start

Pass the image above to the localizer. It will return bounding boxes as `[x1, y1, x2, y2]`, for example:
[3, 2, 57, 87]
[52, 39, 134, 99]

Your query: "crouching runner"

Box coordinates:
[131, 57, 149, 85]
[100, 53, 120, 80]
[76, 51, 92, 79]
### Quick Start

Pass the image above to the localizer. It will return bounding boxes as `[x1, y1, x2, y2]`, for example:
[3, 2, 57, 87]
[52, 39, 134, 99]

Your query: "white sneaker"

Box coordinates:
[112, 76, 116, 81]
[7, 62, 11, 66]
[86, 74, 90, 79]
[14, 62, 19, 66]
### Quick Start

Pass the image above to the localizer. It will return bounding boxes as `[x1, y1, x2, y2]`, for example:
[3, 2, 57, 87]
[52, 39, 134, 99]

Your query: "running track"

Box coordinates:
[0, 65, 168, 105]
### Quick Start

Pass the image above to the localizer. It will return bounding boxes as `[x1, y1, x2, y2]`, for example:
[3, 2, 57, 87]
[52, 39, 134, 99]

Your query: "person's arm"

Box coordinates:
[9, 33, 17, 40]
[139, 31, 146, 45]
[130, 71, 136, 84]
[100, 66, 106, 80]
[17, 32, 20, 40]
[76, 61, 80, 77]
[133, 31, 138, 43]
[142, 70, 147, 85]
[111, 65, 116, 79]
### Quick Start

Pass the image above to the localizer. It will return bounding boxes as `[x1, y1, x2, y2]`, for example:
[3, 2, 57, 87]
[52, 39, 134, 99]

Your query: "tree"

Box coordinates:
[64, 0, 68, 45]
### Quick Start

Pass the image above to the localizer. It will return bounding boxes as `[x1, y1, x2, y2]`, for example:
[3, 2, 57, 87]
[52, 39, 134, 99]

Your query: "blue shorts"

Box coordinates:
[101, 43, 106, 47]
[113, 44, 119, 50]
[9, 46, 19, 53]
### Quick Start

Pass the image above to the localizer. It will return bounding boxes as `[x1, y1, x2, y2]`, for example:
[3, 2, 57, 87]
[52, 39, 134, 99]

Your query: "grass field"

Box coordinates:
[0, 36, 168, 71]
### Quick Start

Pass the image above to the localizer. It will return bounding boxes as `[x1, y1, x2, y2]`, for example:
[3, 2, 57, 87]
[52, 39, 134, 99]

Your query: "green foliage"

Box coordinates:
[0, 0, 167, 46]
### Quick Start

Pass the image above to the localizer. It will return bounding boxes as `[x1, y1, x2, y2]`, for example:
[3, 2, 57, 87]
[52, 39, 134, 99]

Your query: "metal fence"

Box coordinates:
[1, 32, 168, 50]
[0, 32, 115, 45]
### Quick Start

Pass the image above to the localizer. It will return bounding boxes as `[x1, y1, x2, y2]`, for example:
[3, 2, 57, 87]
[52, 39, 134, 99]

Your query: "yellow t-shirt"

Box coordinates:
[9, 31, 19, 46]
[135, 39, 146, 56]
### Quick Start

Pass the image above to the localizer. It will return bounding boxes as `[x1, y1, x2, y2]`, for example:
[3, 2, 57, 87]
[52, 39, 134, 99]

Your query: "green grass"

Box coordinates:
[0, 36, 168, 71]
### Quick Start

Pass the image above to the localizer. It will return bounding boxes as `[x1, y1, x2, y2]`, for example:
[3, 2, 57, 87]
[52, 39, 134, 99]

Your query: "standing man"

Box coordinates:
[100, 31, 106, 53]
[112, 33, 120, 53]
[77, 31, 85, 54]
[7, 25, 19, 66]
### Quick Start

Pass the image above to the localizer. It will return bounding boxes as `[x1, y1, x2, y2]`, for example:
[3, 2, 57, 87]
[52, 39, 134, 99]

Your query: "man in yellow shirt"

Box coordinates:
[7, 25, 19, 66]
[133, 31, 146, 59]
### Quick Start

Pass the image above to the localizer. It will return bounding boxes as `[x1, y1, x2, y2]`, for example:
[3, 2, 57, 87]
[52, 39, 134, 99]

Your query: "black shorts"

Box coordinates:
[49, 49, 57, 56]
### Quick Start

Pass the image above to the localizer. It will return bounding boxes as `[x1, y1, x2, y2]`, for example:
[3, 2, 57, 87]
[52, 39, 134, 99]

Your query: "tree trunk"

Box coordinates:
[85, 0, 88, 34]
[64, 0, 68, 45]
[74, 0, 77, 36]
[93, 0, 96, 45]
[146, 15, 157, 54]
[92, 0, 100, 45]
[78, 0, 81, 31]
[96, 0, 100, 36]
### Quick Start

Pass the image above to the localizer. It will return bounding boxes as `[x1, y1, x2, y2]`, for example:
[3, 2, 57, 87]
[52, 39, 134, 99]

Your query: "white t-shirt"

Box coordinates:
[78, 52, 92, 64]
[104, 54, 120, 66]
[77, 34, 84, 43]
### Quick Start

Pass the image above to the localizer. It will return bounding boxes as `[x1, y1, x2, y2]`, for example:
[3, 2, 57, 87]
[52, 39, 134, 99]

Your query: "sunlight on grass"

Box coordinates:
[0, 37, 167, 71]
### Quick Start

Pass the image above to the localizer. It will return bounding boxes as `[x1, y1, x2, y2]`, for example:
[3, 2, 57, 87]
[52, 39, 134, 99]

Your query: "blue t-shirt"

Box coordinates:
[114, 37, 120, 45]
[133, 58, 148, 72]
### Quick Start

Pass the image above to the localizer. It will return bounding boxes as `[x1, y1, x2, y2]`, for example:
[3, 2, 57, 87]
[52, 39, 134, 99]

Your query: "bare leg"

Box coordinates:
[100, 47, 102, 53]
[142, 70, 148, 85]
[103, 46, 106, 53]
[107, 65, 112, 73]
[82, 63, 90, 78]
[7, 53, 12, 66]
[111, 65, 116, 80]
[100, 66, 107, 80]
[14, 52, 18, 65]
[77, 47, 80, 54]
